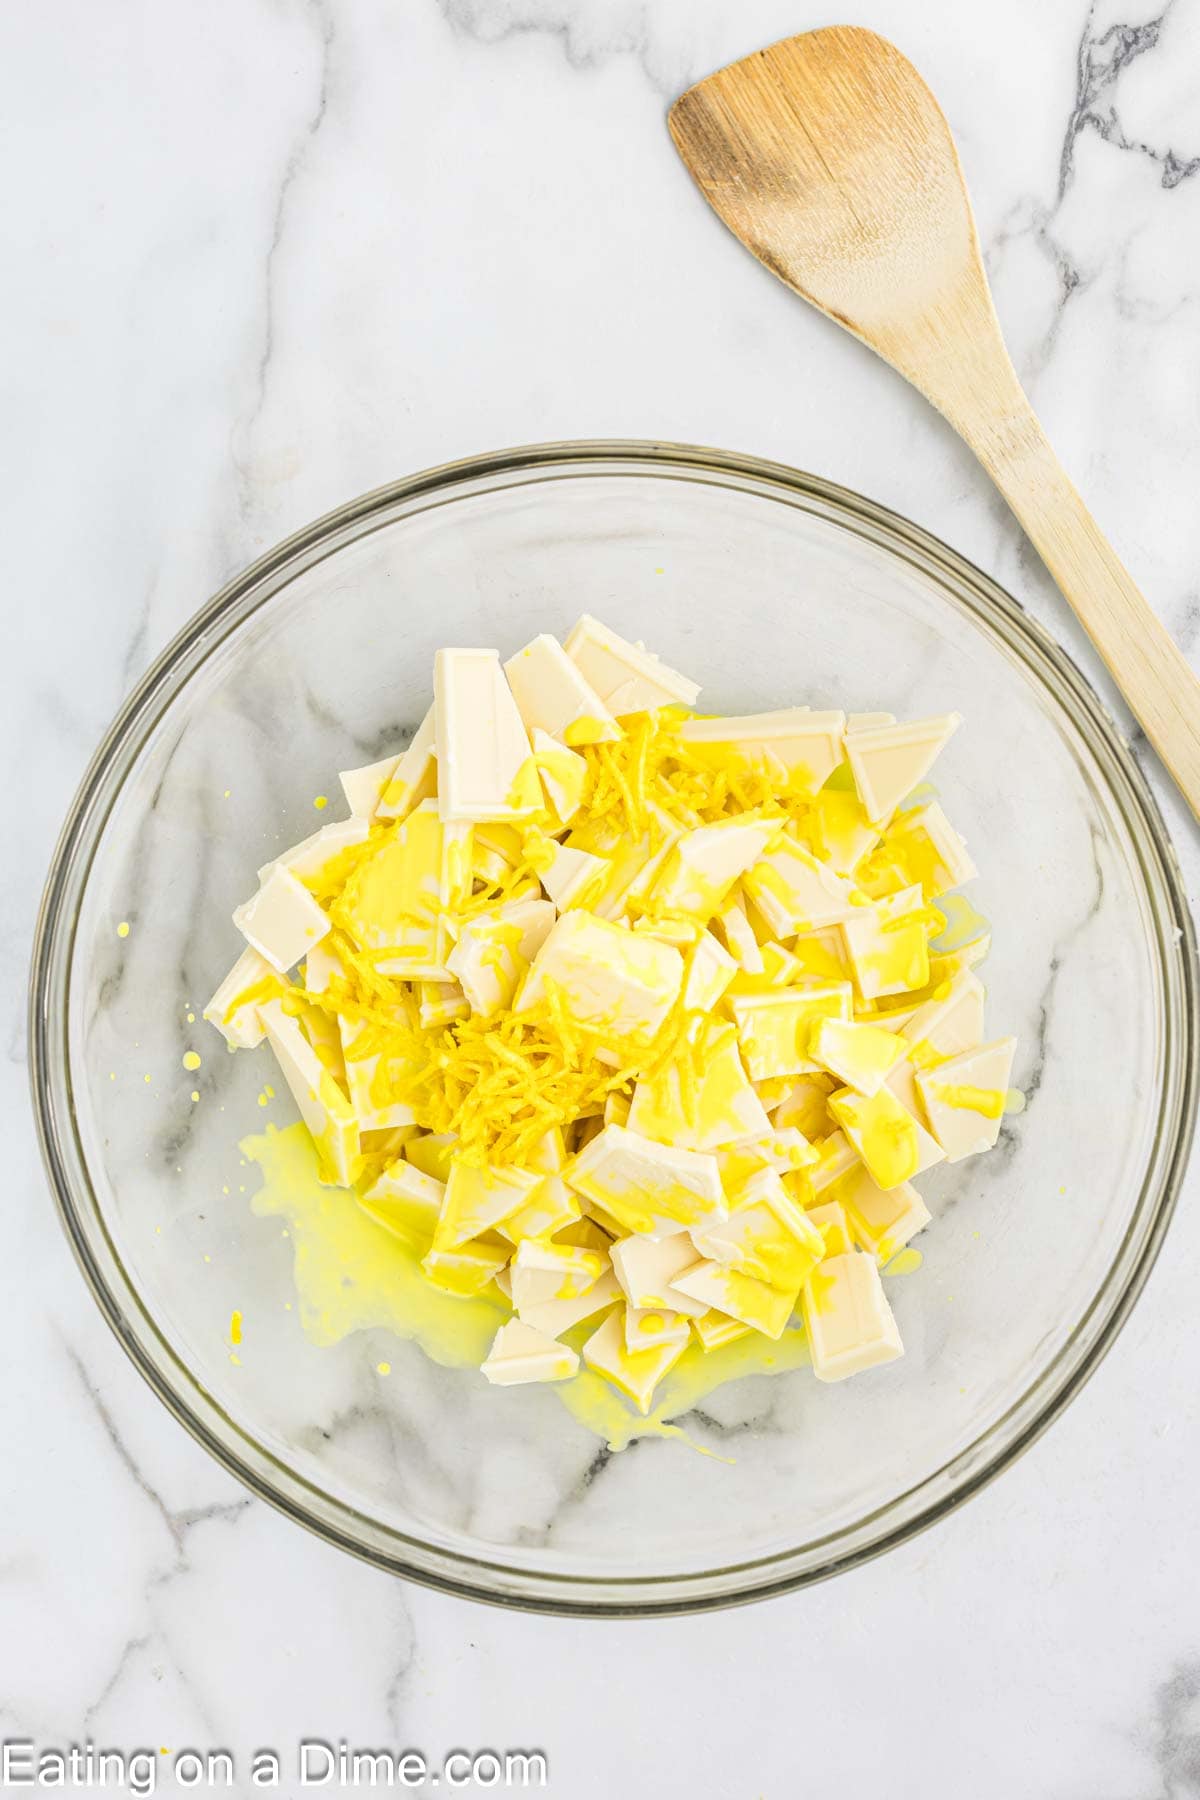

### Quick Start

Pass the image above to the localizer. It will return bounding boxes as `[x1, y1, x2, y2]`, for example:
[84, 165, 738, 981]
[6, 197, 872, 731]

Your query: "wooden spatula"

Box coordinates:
[669, 26, 1200, 822]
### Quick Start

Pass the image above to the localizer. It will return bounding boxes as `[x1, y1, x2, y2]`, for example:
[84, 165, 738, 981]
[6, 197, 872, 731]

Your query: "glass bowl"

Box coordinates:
[30, 441, 1197, 1615]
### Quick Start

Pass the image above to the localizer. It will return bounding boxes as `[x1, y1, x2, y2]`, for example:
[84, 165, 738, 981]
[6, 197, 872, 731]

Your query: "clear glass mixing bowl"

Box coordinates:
[30, 442, 1197, 1613]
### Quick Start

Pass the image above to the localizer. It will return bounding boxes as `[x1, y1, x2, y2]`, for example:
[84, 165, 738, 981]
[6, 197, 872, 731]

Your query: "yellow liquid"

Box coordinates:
[243, 1121, 812, 1452]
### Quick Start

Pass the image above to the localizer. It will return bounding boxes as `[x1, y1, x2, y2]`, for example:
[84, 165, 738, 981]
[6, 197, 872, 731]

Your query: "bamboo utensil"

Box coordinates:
[669, 26, 1200, 821]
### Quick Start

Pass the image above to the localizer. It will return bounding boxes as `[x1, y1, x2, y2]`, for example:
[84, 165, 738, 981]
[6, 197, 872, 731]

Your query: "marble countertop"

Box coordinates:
[6, 0, 1200, 1793]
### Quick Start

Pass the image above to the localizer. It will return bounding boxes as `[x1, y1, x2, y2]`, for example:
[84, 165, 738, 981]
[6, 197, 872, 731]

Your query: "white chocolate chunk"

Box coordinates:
[569, 1125, 726, 1236]
[538, 843, 609, 912]
[433, 1160, 541, 1250]
[882, 799, 977, 896]
[529, 729, 588, 824]
[503, 633, 620, 744]
[375, 706, 437, 820]
[845, 714, 961, 824]
[809, 1129, 861, 1195]
[564, 613, 700, 713]
[517, 911, 683, 1046]
[801, 1251, 904, 1381]
[832, 1163, 931, 1264]
[689, 1166, 825, 1291]
[339, 753, 402, 820]
[260, 1001, 359, 1187]
[805, 1199, 853, 1258]
[203, 946, 279, 1047]
[623, 1306, 690, 1354]
[682, 931, 737, 1011]
[729, 982, 853, 1081]
[423, 1238, 512, 1297]
[233, 865, 331, 974]
[358, 1161, 445, 1248]
[828, 1085, 945, 1190]
[649, 819, 777, 921]
[510, 1239, 607, 1311]
[627, 1022, 770, 1152]
[338, 799, 470, 979]
[680, 709, 845, 793]
[744, 837, 860, 936]
[447, 897, 556, 1016]
[434, 648, 538, 823]
[671, 1259, 798, 1340]
[257, 817, 371, 885]
[581, 1308, 687, 1413]
[809, 1017, 908, 1096]
[608, 1231, 710, 1317]
[714, 894, 764, 972]
[839, 885, 931, 1001]
[902, 969, 986, 1067]
[517, 1269, 622, 1339]
[418, 979, 470, 1027]
[916, 1037, 1017, 1162]
[690, 1309, 753, 1351]
[482, 1319, 580, 1386]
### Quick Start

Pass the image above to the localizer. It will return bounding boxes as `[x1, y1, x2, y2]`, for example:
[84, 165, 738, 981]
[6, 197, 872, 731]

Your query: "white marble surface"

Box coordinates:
[5, 0, 1200, 1793]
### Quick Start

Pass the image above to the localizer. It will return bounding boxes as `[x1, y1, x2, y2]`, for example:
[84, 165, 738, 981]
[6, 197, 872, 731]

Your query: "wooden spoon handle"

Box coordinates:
[962, 396, 1200, 820]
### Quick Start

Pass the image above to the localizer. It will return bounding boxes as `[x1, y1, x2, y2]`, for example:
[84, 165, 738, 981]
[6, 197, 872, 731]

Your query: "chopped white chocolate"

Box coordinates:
[233, 866, 331, 974]
[833, 1163, 932, 1263]
[623, 1306, 690, 1354]
[375, 706, 437, 819]
[422, 1239, 511, 1297]
[671, 1259, 798, 1340]
[690, 1309, 753, 1351]
[529, 729, 588, 824]
[433, 1160, 541, 1250]
[517, 1269, 622, 1339]
[569, 1124, 726, 1235]
[916, 1037, 1017, 1162]
[845, 713, 961, 824]
[509, 1239, 607, 1310]
[689, 1166, 825, 1291]
[447, 897, 557, 1016]
[564, 614, 700, 713]
[744, 837, 860, 936]
[258, 816, 371, 885]
[517, 911, 683, 1046]
[418, 979, 470, 1027]
[260, 1001, 359, 1187]
[902, 969, 986, 1068]
[829, 1085, 945, 1190]
[805, 1199, 853, 1258]
[337, 799, 470, 979]
[809, 1016, 908, 1096]
[839, 885, 931, 1001]
[538, 842, 609, 912]
[503, 633, 620, 745]
[203, 946, 279, 1048]
[771, 1074, 834, 1140]
[339, 752, 402, 820]
[809, 1129, 861, 1196]
[878, 799, 977, 896]
[679, 709, 845, 793]
[434, 648, 539, 823]
[358, 1160, 445, 1248]
[648, 819, 776, 922]
[609, 1230, 710, 1318]
[801, 1251, 904, 1380]
[714, 893, 764, 972]
[729, 982, 853, 1081]
[581, 1308, 687, 1413]
[482, 1319, 580, 1386]
[627, 1021, 771, 1151]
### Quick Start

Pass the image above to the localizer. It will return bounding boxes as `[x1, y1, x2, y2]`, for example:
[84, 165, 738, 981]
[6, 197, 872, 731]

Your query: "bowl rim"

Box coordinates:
[29, 438, 1199, 1616]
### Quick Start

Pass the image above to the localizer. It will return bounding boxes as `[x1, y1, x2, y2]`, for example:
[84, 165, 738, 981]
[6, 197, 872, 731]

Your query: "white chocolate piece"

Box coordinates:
[503, 633, 620, 745]
[809, 1017, 908, 1096]
[902, 969, 986, 1067]
[729, 982, 853, 1081]
[339, 1015, 419, 1132]
[649, 819, 777, 921]
[233, 865, 331, 974]
[538, 843, 609, 912]
[623, 1306, 690, 1354]
[433, 1160, 541, 1250]
[608, 1231, 710, 1318]
[689, 1166, 825, 1291]
[260, 1001, 359, 1187]
[447, 897, 556, 1016]
[568, 1124, 725, 1236]
[916, 1037, 1017, 1162]
[805, 1199, 854, 1258]
[627, 1023, 771, 1152]
[714, 894, 764, 972]
[829, 1085, 945, 1190]
[563, 613, 700, 713]
[337, 799, 470, 979]
[510, 1239, 607, 1311]
[529, 729, 588, 824]
[517, 911, 683, 1045]
[517, 1269, 622, 1339]
[682, 931, 737, 1011]
[203, 946, 278, 1047]
[839, 885, 931, 1002]
[375, 706, 437, 820]
[679, 709, 846, 793]
[845, 714, 961, 824]
[581, 1308, 687, 1413]
[832, 1163, 932, 1264]
[358, 1161, 445, 1247]
[434, 649, 538, 823]
[809, 1129, 861, 1196]
[671, 1259, 797, 1340]
[744, 838, 860, 936]
[884, 800, 977, 895]
[339, 753, 402, 820]
[690, 1309, 753, 1351]
[801, 1251, 905, 1381]
[422, 1239, 512, 1297]
[418, 979, 470, 1027]
[481, 1319, 579, 1386]
[257, 817, 371, 885]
